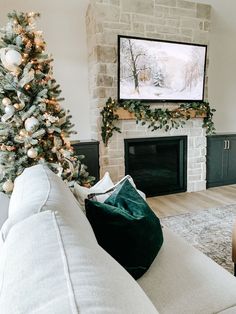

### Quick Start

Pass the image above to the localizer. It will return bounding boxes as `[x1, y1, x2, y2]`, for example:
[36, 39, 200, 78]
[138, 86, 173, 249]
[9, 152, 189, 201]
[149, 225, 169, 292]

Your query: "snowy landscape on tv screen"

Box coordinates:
[118, 36, 206, 102]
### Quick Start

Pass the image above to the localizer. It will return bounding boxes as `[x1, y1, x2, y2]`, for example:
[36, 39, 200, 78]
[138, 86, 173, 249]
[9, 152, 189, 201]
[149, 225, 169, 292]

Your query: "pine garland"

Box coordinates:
[101, 98, 216, 146]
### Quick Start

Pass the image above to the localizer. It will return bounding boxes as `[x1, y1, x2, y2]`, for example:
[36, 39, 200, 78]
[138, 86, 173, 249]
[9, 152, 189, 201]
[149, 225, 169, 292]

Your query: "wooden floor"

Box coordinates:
[147, 185, 236, 218]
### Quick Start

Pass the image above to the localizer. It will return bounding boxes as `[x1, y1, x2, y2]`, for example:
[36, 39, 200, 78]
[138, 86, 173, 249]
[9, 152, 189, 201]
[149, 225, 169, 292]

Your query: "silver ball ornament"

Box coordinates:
[2, 97, 11, 106]
[4, 104, 15, 115]
[2, 179, 14, 193]
[5, 49, 22, 66]
[27, 148, 38, 159]
[25, 117, 39, 133]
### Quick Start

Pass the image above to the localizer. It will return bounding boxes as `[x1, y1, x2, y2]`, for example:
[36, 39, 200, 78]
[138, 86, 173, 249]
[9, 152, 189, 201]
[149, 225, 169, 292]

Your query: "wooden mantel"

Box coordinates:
[115, 108, 207, 120]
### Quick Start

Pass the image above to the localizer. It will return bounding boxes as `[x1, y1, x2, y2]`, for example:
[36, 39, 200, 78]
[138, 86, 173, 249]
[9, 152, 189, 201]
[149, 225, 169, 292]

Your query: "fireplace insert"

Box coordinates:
[124, 136, 187, 197]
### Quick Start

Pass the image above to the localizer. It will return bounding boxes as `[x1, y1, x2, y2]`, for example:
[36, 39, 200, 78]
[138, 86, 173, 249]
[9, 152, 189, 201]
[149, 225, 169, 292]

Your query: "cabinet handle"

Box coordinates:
[227, 140, 230, 150]
[224, 140, 227, 149]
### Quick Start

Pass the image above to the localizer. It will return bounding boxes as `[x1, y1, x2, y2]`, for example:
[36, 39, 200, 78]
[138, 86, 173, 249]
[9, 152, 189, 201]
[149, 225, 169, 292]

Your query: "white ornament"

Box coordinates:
[25, 117, 39, 133]
[2, 97, 11, 106]
[2, 179, 14, 193]
[27, 148, 38, 159]
[0, 48, 19, 73]
[5, 49, 22, 66]
[4, 104, 15, 115]
[1, 105, 15, 123]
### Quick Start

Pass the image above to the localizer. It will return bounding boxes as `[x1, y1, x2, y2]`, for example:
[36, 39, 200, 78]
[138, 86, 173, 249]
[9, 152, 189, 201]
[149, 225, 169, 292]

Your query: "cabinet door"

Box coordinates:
[226, 136, 236, 182]
[207, 137, 226, 187]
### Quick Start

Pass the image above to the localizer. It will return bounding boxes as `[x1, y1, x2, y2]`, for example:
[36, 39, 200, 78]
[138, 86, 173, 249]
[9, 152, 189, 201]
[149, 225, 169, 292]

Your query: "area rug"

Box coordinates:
[161, 204, 236, 274]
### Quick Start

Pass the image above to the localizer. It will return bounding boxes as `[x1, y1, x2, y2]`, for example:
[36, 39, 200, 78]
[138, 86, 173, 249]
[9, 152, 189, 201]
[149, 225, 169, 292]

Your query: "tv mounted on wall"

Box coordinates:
[118, 35, 207, 103]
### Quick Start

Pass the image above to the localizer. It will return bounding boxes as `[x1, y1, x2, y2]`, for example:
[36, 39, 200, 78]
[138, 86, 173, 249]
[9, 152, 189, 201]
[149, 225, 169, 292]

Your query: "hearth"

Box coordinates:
[125, 136, 187, 197]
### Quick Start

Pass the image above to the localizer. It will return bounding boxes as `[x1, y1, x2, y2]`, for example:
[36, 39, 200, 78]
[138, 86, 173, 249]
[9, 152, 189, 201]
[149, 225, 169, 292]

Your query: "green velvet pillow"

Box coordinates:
[85, 179, 163, 279]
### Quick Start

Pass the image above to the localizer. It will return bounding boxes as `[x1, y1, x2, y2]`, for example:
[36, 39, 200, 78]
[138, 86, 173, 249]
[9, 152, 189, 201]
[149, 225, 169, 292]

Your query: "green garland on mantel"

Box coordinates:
[101, 98, 216, 146]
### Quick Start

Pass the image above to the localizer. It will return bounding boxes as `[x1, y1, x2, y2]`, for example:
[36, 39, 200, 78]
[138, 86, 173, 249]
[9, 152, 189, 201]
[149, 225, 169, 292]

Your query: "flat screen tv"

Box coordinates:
[118, 35, 207, 102]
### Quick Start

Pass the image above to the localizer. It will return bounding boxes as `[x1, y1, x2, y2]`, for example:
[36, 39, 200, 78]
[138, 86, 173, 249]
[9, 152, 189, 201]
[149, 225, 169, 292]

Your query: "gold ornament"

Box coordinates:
[2, 179, 14, 193]
[0, 144, 6, 151]
[0, 144, 15, 152]
[2, 97, 11, 106]
[27, 148, 38, 159]
[51, 147, 57, 153]
[13, 103, 25, 110]
[15, 25, 23, 34]
[19, 129, 28, 137]
[24, 84, 31, 90]
[13, 103, 20, 110]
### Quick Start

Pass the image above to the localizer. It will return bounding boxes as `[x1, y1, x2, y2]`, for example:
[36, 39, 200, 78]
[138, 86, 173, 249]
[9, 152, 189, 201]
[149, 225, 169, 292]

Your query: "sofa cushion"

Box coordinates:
[85, 179, 163, 279]
[217, 307, 236, 314]
[87, 174, 146, 202]
[138, 227, 236, 314]
[0, 211, 78, 314]
[2, 165, 97, 247]
[0, 210, 158, 314]
[73, 171, 114, 209]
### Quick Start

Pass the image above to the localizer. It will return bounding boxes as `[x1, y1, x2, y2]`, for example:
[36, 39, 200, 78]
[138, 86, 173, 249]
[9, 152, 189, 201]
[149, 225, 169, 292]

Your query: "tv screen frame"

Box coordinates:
[118, 35, 207, 103]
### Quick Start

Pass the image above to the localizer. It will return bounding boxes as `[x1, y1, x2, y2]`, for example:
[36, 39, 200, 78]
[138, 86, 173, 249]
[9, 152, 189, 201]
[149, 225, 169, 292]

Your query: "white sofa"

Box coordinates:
[1, 165, 236, 314]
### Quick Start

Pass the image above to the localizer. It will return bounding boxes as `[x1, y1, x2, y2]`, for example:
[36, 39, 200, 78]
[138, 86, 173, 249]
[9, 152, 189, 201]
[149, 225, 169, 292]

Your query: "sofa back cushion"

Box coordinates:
[0, 210, 158, 314]
[2, 165, 96, 247]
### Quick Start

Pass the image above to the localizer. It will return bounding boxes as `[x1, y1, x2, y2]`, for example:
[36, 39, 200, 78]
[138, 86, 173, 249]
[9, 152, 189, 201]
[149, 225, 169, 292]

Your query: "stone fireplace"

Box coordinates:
[86, 0, 211, 193]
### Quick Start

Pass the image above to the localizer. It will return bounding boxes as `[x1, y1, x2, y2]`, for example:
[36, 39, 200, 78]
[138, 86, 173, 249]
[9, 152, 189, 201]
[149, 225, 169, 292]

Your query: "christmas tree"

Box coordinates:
[0, 11, 94, 193]
[153, 70, 165, 87]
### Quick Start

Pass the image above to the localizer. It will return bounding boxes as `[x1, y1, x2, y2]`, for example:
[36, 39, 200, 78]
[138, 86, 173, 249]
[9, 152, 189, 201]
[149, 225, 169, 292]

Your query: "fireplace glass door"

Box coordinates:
[124, 136, 187, 197]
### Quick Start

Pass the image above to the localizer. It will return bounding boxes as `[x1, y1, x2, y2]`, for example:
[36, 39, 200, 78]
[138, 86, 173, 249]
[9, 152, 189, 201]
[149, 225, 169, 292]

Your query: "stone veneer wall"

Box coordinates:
[86, 0, 211, 192]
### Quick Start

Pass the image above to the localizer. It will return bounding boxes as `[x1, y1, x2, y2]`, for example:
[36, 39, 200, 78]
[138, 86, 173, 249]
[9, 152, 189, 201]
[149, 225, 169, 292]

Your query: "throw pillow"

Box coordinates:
[85, 179, 163, 279]
[73, 172, 114, 209]
[88, 174, 146, 202]
[0, 192, 9, 229]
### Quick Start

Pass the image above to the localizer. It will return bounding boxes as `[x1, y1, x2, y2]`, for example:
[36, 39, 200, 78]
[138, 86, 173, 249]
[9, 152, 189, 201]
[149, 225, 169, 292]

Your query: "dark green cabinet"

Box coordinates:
[207, 134, 236, 188]
[72, 140, 100, 183]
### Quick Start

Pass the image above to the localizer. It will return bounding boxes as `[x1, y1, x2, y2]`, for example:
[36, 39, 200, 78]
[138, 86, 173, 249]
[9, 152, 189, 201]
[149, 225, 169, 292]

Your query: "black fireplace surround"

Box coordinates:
[124, 136, 187, 197]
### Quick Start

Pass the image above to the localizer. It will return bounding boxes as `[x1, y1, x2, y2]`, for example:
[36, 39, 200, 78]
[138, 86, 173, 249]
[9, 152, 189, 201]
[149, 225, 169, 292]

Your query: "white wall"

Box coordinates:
[0, 0, 91, 140]
[194, 0, 236, 132]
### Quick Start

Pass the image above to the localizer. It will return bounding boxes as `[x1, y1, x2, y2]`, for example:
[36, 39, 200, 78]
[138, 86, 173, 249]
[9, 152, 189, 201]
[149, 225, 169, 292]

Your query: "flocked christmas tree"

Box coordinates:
[153, 70, 165, 88]
[0, 11, 94, 193]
